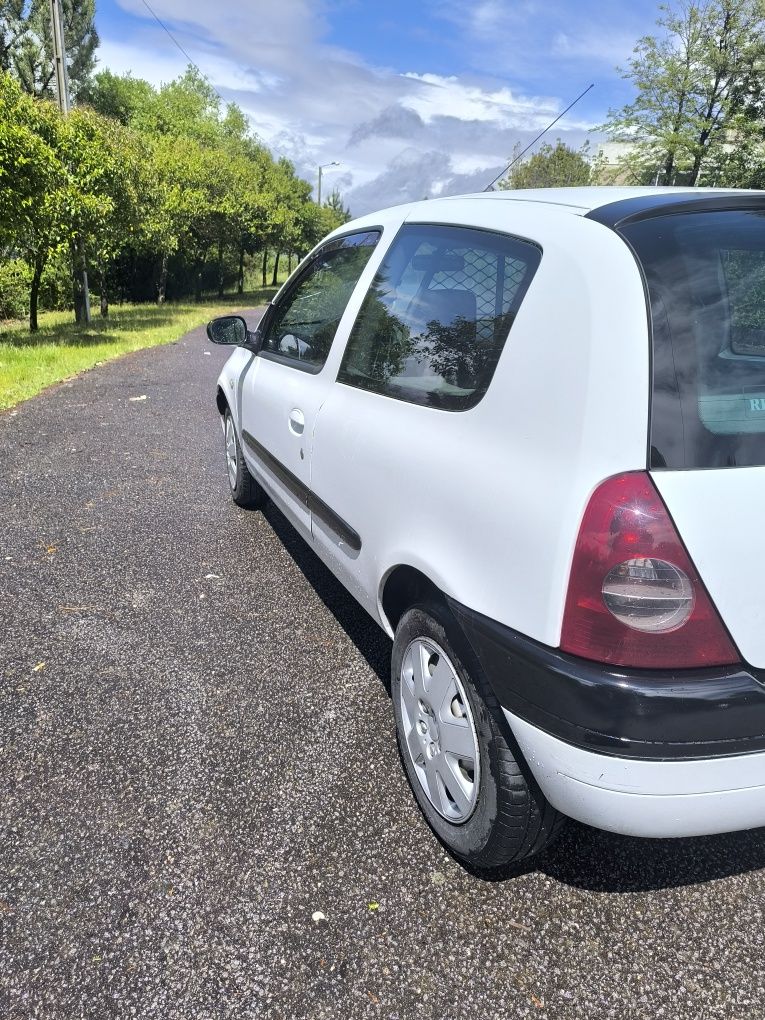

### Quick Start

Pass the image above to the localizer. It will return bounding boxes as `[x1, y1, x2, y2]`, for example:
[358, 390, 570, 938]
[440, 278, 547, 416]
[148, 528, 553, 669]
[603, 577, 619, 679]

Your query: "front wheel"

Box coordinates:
[391, 602, 564, 870]
[223, 408, 266, 510]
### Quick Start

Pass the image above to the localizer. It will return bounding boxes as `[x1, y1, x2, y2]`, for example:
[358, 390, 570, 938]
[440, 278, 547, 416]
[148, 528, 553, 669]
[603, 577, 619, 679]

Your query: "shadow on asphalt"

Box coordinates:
[263, 503, 392, 687]
[261, 502, 765, 894]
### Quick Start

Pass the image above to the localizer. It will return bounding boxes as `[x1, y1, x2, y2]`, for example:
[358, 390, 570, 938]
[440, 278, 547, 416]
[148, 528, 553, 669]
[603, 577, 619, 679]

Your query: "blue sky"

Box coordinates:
[94, 0, 662, 213]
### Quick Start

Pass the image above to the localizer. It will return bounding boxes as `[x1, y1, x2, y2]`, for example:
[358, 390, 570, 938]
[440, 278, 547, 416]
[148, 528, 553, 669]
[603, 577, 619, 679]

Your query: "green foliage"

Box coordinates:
[0, 258, 31, 318]
[0, 71, 61, 240]
[82, 67, 347, 301]
[0, 63, 346, 328]
[0, 0, 26, 72]
[324, 187, 352, 223]
[601, 0, 765, 186]
[38, 247, 71, 309]
[78, 69, 154, 125]
[498, 140, 592, 190]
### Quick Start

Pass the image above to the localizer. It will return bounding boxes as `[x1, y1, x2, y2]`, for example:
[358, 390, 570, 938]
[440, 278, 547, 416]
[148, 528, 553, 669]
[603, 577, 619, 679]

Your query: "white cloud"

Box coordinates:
[101, 0, 603, 215]
[401, 73, 558, 129]
[552, 30, 637, 66]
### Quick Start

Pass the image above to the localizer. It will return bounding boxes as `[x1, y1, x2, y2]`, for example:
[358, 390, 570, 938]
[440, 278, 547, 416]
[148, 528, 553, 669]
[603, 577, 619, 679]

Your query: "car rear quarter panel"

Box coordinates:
[309, 201, 651, 646]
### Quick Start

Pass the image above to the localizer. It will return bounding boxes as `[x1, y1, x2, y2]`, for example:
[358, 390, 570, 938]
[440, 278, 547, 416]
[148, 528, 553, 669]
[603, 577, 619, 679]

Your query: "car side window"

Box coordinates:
[260, 230, 381, 371]
[338, 223, 541, 410]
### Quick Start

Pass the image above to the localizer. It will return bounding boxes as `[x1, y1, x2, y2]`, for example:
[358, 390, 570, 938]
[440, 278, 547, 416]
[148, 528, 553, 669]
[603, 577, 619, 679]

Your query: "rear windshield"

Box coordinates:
[622, 208, 765, 469]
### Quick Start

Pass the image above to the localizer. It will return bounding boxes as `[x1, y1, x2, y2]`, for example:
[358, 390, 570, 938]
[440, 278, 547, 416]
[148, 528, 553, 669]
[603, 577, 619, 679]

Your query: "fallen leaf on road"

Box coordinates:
[46, 546, 57, 555]
[531, 995, 544, 1009]
[508, 920, 532, 933]
[367, 902, 379, 911]
[32, 662, 45, 672]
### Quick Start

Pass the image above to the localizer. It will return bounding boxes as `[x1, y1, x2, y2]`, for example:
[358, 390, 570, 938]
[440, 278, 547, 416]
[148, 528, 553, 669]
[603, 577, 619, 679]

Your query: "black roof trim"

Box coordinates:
[586, 192, 765, 230]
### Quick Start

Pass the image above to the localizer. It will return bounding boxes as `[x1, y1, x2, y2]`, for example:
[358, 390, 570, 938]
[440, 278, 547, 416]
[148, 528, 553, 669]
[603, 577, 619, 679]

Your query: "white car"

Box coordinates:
[208, 187, 765, 870]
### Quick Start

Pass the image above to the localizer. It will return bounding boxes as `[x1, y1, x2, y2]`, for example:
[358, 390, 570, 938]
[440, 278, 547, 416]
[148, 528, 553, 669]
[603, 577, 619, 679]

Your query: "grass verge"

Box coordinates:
[0, 289, 277, 410]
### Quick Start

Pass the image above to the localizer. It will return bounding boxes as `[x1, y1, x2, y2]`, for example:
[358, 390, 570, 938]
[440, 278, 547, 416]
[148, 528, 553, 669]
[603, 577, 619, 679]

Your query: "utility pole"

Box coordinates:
[49, 0, 69, 114]
[49, 0, 91, 324]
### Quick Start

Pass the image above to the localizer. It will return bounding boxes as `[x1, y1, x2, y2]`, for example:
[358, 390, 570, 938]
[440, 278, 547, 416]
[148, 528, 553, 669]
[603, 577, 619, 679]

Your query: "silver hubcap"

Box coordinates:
[399, 637, 480, 823]
[225, 416, 238, 489]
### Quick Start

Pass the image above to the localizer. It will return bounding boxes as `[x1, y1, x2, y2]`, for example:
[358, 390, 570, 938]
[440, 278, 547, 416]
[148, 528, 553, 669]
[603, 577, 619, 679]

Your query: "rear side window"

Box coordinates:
[338, 223, 540, 410]
[622, 209, 765, 469]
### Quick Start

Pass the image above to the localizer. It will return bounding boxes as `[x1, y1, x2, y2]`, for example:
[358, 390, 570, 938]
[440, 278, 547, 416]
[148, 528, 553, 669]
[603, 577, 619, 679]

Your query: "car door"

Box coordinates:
[238, 229, 381, 536]
[309, 218, 543, 622]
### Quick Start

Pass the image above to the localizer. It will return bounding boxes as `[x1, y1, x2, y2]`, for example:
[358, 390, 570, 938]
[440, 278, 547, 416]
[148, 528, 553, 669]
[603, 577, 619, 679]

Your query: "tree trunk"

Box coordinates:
[157, 253, 168, 304]
[195, 262, 204, 302]
[271, 251, 280, 287]
[217, 237, 224, 298]
[261, 249, 268, 288]
[662, 150, 675, 186]
[288, 253, 292, 274]
[99, 269, 109, 317]
[689, 124, 714, 185]
[237, 241, 245, 295]
[71, 239, 84, 324]
[29, 255, 44, 333]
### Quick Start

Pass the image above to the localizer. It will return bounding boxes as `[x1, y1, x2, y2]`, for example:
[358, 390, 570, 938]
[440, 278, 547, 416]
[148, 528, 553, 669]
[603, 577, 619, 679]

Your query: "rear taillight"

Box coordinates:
[560, 472, 739, 669]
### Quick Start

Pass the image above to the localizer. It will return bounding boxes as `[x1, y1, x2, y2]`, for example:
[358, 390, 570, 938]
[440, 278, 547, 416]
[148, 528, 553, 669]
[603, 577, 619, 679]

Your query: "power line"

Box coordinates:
[483, 83, 595, 191]
[137, 0, 222, 99]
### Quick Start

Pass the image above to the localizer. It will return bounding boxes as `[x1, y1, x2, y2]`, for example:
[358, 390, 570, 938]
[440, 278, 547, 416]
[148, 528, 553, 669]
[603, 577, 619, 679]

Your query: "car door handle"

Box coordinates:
[288, 408, 305, 435]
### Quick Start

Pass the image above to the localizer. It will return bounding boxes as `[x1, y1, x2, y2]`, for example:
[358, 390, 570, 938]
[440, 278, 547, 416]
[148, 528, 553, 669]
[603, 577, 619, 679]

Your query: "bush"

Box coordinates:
[0, 258, 32, 319]
[39, 251, 73, 312]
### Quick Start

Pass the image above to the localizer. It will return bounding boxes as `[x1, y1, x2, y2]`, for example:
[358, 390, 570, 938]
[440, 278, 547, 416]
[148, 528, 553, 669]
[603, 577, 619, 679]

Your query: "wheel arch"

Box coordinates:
[379, 564, 450, 636]
[215, 385, 228, 416]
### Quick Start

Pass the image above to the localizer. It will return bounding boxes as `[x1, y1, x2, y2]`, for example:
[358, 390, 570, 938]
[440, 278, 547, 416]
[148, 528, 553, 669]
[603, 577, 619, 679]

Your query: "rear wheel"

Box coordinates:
[391, 602, 564, 870]
[223, 408, 266, 510]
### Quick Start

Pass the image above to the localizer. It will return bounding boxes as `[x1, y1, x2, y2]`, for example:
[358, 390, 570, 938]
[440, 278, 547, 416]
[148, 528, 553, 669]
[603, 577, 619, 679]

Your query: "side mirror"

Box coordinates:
[206, 315, 260, 351]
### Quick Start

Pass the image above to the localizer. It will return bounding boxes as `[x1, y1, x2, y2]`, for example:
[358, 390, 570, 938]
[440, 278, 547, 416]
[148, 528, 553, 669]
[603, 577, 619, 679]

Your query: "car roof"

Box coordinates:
[426, 186, 761, 215]
[332, 186, 765, 240]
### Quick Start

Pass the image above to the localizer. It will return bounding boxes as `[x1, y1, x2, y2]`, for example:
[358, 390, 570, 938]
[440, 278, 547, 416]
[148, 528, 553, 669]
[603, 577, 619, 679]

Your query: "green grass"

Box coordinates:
[0, 288, 277, 410]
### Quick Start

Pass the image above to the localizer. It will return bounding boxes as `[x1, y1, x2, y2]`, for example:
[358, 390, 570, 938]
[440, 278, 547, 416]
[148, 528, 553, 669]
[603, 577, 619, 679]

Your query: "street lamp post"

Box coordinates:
[317, 161, 340, 206]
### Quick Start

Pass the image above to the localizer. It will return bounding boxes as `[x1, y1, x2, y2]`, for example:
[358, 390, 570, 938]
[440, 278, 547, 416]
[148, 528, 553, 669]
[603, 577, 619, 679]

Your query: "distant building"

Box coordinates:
[592, 141, 638, 185]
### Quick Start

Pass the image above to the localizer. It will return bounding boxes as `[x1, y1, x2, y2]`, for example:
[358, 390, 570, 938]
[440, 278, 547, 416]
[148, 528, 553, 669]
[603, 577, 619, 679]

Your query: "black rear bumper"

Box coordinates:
[448, 598, 765, 760]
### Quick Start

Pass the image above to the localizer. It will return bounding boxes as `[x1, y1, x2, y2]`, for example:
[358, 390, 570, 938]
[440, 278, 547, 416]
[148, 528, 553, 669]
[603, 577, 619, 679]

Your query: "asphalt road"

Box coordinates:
[2, 316, 765, 1020]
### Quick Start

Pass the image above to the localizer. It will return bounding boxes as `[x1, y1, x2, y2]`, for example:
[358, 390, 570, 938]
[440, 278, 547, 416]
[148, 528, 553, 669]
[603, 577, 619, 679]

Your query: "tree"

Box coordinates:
[65, 109, 145, 316]
[0, 70, 145, 327]
[83, 67, 301, 302]
[498, 140, 592, 190]
[601, 0, 765, 186]
[324, 187, 352, 223]
[0, 62, 326, 316]
[79, 68, 154, 125]
[9, 0, 98, 100]
[0, 0, 25, 72]
[0, 71, 67, 329]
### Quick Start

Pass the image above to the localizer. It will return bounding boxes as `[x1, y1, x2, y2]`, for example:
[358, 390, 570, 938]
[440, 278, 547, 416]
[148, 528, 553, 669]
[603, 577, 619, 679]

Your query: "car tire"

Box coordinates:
[391, 601, 564, 870]
[223, 408, 266, 510]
